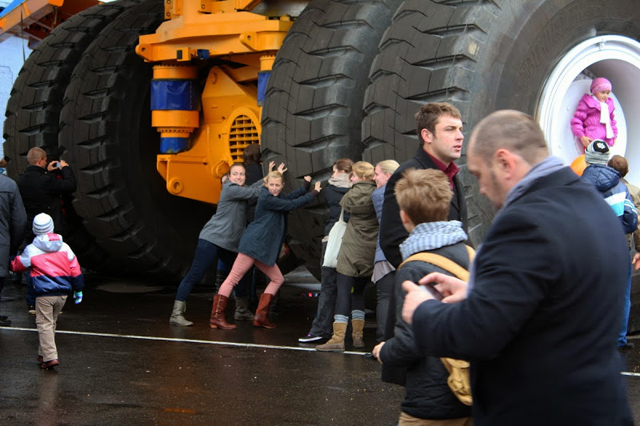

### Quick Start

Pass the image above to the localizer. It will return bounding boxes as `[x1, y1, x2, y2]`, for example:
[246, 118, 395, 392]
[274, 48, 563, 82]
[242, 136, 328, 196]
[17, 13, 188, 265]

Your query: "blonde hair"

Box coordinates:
[263, 171, 284, 185]
[27, 147, 47, 165]
[351, 161, 375, 181]
[395, 169, 452, 224]
[376, 159, 399, 175]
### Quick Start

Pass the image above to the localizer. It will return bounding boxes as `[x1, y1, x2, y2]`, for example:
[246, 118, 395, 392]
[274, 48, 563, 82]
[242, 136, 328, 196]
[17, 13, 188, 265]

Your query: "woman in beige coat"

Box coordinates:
[317, 161, 378, 352]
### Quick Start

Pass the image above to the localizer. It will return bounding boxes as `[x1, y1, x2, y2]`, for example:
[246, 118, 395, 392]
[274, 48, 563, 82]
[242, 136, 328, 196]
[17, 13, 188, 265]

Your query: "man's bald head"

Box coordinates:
[469, 110, 549, 166]
[27, 147, 47, 166]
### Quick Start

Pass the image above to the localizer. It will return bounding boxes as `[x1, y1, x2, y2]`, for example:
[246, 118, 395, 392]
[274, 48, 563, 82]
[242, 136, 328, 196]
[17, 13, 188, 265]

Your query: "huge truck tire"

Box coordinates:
[362, 0, 640, 245]
[2, 0, 139, 270]
[261, 0, 402, 277]
[59, 0, 214, 282]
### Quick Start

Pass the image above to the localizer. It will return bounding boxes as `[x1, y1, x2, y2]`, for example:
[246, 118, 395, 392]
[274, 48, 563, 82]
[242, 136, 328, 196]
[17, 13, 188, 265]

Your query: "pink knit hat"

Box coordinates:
[590, 77, 612, 95]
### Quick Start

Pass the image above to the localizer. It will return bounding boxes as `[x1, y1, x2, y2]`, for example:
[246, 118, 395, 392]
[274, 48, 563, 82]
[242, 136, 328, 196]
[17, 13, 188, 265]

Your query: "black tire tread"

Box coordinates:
[58, 0, 203, 280]
[261, 0, 402, 274]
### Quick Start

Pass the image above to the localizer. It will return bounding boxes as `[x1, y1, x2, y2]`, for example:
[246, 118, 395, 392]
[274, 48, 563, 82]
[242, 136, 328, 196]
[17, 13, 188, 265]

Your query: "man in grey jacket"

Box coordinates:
[0, 172, 27, 325]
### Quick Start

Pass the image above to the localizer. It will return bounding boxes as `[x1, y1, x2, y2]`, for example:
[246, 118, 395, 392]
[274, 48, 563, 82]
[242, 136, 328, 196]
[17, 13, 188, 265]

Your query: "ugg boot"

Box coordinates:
[352, 318, 365, 348]
[253, 293, 277, 329]
[234, 297, 254, 321]
[316, 322, 347, 352]
[169, 300, 193, 327]
[209, 294, 237, 329]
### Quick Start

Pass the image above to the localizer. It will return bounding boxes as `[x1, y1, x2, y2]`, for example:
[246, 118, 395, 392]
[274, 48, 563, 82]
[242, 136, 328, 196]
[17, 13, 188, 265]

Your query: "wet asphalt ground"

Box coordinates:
[1, 267, 639, 425]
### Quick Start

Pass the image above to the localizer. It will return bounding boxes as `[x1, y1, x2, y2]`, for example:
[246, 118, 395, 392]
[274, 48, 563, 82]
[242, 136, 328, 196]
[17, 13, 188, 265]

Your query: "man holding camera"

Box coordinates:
[17, 147, 77, 240]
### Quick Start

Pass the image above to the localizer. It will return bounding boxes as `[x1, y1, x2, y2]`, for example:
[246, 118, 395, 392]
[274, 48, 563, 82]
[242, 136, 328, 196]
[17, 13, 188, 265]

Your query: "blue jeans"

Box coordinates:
[335, 273, 368, 317]
[618, 257, 632, 346]
[176, 239, 238, 302]
[308, 266, 338, 338]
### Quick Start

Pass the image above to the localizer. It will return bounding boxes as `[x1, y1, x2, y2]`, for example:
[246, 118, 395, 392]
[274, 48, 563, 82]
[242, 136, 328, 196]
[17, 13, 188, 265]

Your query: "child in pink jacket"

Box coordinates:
[570, 77, 618, 149]
[11, 213, 84, 369]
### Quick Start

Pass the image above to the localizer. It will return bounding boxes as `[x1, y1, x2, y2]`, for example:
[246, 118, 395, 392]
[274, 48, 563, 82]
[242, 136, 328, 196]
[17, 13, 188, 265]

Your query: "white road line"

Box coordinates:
[0, 327, 366, 356]
[3, 327, 639, 375]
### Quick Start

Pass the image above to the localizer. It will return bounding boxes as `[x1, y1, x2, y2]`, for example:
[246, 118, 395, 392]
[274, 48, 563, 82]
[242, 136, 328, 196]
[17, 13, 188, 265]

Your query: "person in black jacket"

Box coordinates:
[380, 102, 468, 269]
[299, 158, 353, 343]
[17, 147, 77, 239]
[378, 103, 468, 381]
[372, 169, 471, 425]
[402, 111, 633, 426]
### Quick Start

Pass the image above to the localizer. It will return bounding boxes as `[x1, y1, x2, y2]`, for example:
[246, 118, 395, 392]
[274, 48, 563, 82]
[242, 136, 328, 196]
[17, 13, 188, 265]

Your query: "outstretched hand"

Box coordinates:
[269, 161, 276, 172]
[303, 175, 311, 182]
[419, 272, 468, 304]
[314, 181, 322, 192]
[633, 252, 640, 271]
[277, 163, 288, 174]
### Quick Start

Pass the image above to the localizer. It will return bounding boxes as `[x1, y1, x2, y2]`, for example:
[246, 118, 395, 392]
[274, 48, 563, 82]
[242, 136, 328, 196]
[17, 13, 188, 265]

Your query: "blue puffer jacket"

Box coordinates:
[582, 164, 638, 234]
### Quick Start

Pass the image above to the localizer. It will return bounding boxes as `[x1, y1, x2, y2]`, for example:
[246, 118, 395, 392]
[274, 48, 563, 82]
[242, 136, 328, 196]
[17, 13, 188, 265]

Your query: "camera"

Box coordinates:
[54, 161, 61, 168]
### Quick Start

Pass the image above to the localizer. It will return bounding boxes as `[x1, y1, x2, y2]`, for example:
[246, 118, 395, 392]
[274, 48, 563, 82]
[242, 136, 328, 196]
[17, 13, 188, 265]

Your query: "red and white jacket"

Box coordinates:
[11, 233, 84, 297]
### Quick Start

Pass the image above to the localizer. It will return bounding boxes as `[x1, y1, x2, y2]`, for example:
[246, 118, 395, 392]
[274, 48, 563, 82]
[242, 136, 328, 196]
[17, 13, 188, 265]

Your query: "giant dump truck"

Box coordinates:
[2, 0, 640, 284]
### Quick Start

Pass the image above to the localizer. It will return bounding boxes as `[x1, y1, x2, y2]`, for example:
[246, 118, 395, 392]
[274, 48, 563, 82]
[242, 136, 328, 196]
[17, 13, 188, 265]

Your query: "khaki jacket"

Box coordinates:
[336, 180, 378, 277]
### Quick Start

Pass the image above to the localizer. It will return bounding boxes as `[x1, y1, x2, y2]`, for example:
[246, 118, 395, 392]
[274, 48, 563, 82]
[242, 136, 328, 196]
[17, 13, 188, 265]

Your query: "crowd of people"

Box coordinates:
[0, 75, 636, 424]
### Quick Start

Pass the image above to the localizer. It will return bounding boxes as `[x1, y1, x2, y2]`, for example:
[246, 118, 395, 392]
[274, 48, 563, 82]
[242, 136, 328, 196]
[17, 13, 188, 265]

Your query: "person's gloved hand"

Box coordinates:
[74, 291, 83, 304]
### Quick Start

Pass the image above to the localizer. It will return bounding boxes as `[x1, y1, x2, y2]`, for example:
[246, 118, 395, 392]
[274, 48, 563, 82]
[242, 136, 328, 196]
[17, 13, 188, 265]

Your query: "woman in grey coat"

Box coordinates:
[211, 170, 321, 330]
[317, 161, 378, 352]
[169, 162, 274, 326]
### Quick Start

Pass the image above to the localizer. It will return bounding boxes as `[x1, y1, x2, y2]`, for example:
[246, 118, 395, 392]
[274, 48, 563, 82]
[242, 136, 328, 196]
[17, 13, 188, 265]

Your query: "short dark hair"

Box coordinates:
[415, 103, 462, 146]
[242, 144, 261, 166]
[334, 158, 354, 174]
[608, 155, 629, 177]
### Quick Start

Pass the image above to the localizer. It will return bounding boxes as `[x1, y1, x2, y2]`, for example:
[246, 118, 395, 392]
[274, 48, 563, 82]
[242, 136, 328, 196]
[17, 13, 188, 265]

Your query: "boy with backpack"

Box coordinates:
[372, 169, 472, 426]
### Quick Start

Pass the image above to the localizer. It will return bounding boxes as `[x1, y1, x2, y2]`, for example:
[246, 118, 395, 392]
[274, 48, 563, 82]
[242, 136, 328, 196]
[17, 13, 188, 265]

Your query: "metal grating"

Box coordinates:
[229, 115, 259, 161]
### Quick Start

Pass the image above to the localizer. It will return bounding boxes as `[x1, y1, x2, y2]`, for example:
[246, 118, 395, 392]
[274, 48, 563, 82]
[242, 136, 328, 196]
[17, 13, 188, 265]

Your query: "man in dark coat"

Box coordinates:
[17, 147, 77, 239]
[380, 102, 468, 269]
[0, 172, 27, 325]
[402, 110, 633, 426]
[378, 102, 468, 383]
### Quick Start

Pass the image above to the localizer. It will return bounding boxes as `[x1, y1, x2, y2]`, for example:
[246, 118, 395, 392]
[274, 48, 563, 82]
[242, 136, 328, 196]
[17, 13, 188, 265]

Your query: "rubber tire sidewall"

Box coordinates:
[362, 0, 640, 244]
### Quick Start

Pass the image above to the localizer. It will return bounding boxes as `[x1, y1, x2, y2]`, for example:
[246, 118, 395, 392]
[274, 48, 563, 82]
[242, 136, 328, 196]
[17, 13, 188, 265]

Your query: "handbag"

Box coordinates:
[322, 208, 347, 268]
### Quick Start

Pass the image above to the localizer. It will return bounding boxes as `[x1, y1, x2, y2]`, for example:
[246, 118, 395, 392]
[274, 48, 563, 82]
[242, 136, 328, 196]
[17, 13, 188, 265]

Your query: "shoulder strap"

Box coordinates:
[399, 245, 475, 281]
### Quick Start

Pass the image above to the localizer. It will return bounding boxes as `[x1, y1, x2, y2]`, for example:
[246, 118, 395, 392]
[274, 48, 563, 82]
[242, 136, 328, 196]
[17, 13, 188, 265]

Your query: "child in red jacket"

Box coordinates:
[11, 213, 84, 369]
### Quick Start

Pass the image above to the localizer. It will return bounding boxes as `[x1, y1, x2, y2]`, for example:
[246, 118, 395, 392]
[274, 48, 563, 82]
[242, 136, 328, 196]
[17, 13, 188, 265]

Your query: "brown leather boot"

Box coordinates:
[253, 293, 277, 329]
[209, 294, 237, 329]
[351, 319, 365, 349]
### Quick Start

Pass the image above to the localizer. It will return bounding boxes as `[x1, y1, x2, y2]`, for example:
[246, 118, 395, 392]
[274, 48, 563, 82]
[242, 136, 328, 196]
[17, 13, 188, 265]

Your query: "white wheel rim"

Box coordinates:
[537, 35, 640, 185]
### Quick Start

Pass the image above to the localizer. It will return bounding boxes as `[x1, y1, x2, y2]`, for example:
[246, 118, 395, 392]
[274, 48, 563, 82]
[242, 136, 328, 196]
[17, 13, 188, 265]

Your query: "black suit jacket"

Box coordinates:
[411, 167, 633, 426]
